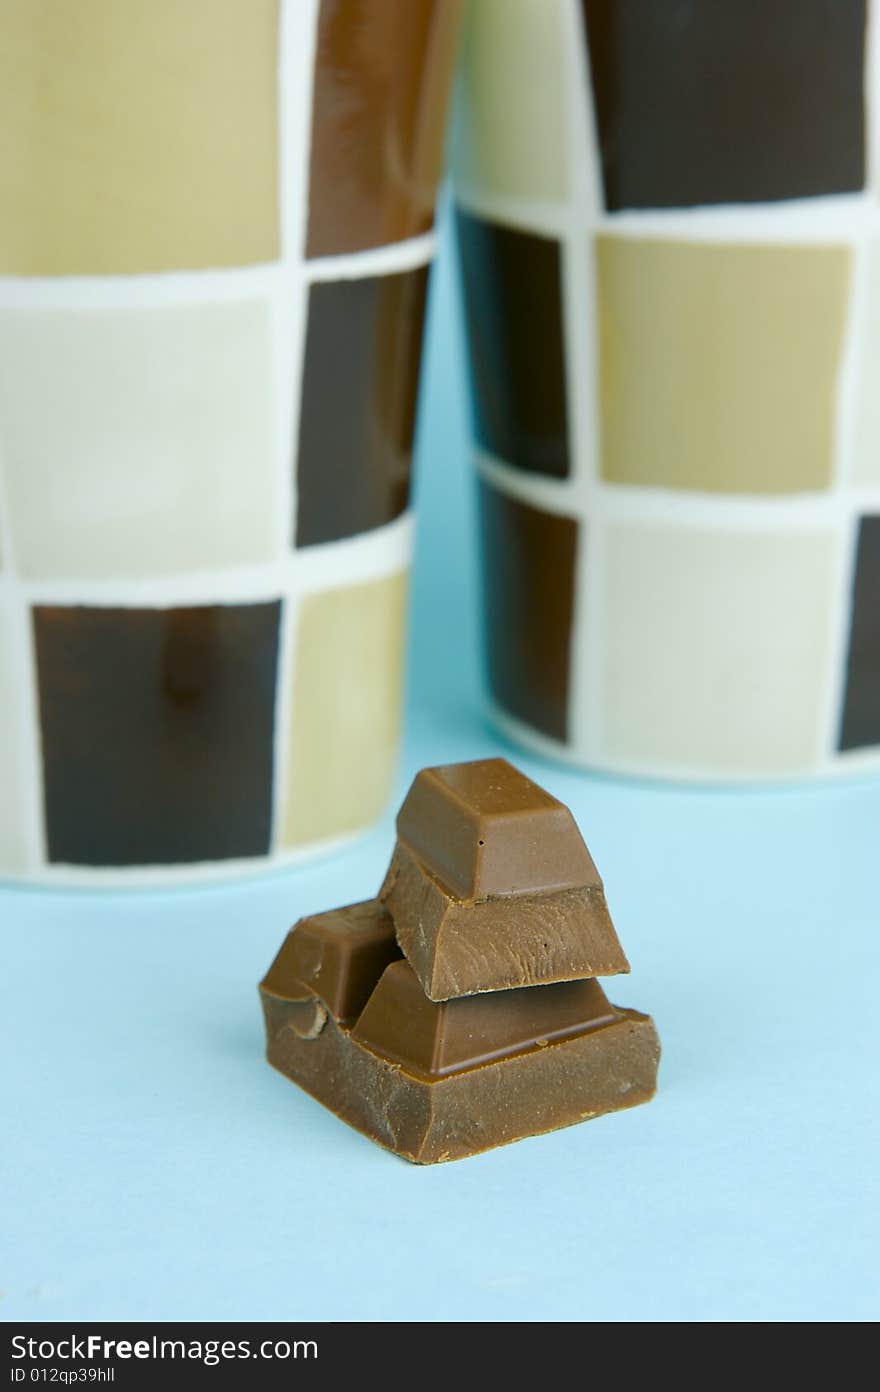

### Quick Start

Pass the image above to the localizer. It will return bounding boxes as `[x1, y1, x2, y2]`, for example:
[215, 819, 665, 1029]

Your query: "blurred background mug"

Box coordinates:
[0, 0, 460, 883]
[454, 0, 880, 782]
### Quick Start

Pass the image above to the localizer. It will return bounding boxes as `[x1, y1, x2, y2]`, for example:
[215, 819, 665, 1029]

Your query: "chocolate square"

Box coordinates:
[294, 268, 429, 547]
[261, 901, 402, 1024]
[33, 602, 281, 865]
[458, 211, 569, 478]
[582, 0, 866, 210]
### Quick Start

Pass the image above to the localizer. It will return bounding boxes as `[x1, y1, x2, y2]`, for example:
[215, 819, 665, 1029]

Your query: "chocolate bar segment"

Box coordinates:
[261, 981, 659, 1164]
[381, 758, 628, 1000]
[261, 900, 401, 1024]
[396, 758, 597, 899]
[381, 841, 628, 1000]
[351, 960, 619, 1076]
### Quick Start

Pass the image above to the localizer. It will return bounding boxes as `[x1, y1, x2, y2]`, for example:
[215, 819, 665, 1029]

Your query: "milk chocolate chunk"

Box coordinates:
[260, 758, 659, 1163]
[261, 900, 401, 1025]
[351, 961, 619, 1076]
[380, 758, 628, 1000]
[395, 759, 594, 898]
[261, 956, 659, 1165]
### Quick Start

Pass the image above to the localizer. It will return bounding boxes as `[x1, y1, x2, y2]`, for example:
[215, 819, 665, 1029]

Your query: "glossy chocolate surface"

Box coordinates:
[395, 758, 599, 900]
[295, 267, 429, 546]
[262, 900, 401, 1024]
[457, 210, 569, 478]
[582, 0, 866, 210]
[307, 0, 461, 257]
[351, 960, 619, 1077]
[840, 515, 880, 750]
[381, 759, 628, 1001]
[478, 482, 576, 742]
[34, 602, 280, 865]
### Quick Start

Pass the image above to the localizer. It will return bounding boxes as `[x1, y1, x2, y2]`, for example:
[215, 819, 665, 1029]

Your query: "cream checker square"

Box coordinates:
[0, 300, 275, 580]
[600, 522, 838, 775]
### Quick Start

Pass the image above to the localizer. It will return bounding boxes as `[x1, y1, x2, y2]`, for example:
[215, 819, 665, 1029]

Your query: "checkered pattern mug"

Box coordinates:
[0, 0, 460, 881]
[453, 0, 880, 781]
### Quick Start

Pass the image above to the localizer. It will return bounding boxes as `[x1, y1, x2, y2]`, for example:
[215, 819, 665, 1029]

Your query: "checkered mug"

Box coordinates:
[0, 0, 460, 881]
[453, 0, 879, 781]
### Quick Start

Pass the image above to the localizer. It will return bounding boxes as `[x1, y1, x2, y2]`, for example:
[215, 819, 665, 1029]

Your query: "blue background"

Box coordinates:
[2, 210, 878, 1323]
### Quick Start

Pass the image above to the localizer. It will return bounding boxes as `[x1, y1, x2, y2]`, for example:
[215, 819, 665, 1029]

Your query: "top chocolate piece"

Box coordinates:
[396, 758, 600, 901]
[382, 758, 629, 999]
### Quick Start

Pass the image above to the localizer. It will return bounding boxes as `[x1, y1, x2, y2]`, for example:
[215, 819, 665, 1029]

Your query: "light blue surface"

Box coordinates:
[2, 212, 878, 1323]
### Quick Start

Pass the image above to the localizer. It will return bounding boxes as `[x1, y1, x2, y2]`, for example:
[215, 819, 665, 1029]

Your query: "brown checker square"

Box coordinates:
[295, 267, 429, 547]
[582, 0, 866, 210]
[457, 210, 569, 479]
[33, 602, 281, 866]
[478, 481, 577, 741]
[306, 0, 460, 257]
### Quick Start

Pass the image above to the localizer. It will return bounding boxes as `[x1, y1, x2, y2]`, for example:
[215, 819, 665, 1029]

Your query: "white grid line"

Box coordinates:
[0, 419, 45, 871]
[271, 0, 319, 854]
[306, 232, 436, 282]
[454, 187, 880, 244]
[7, 823, 368, 890]
[563, 0, 604, 763]
[476, 452, 880, 529]
[0, 585, 45, 872]
[14, 512, 415, 609]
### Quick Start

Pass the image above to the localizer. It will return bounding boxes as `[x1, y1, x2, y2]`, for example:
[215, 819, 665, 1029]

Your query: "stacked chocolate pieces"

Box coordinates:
[260, 759, 660, 1163]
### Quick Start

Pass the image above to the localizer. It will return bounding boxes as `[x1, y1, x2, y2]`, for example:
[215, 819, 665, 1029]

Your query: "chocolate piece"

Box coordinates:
[350, 961, 618, 1076]
[260, 912, 659, 1164]
[260, 761, 659, 1163]
[380, 759, 628, 1000]
[394, 759, 596, 898]
[264, 991, 658, 1165]
[380, 843, 626, 1001]
[478, 482, 577, 742]
[261, 900, 402, 1024]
